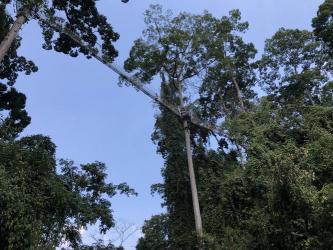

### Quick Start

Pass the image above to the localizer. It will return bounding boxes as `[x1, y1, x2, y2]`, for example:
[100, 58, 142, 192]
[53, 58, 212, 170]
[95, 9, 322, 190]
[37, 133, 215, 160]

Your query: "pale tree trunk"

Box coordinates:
[178, 82, 203, 241]
[0, 7, 29, 63]
[232, 77, 245, 111]
[183, 119, 203, 238]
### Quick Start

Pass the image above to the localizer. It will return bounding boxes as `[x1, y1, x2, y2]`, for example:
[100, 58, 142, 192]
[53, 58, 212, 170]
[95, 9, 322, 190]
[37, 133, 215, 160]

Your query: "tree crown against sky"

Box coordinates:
[122, 4, 257, 126]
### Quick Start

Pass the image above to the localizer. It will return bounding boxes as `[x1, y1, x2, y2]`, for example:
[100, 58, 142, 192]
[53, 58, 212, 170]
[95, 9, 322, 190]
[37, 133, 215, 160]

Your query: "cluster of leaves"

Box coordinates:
[215, 102, 333, 249]
[136, 214, 169, 250]
[40, 0, 121, 62]
[313, 0, 333, 55]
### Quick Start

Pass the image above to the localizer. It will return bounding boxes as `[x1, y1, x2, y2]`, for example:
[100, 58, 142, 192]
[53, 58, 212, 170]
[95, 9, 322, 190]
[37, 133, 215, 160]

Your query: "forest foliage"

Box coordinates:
[126, 2, 333, 250]
[0, 0, 332, 249]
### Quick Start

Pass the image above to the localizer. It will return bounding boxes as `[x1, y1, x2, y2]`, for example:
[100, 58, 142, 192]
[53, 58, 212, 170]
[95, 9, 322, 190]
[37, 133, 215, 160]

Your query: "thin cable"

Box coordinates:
[37, 12, 222, 135]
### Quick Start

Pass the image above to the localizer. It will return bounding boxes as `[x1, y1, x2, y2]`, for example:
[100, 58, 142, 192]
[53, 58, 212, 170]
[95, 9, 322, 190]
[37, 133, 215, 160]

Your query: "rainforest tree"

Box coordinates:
[124, 5, 255, 249]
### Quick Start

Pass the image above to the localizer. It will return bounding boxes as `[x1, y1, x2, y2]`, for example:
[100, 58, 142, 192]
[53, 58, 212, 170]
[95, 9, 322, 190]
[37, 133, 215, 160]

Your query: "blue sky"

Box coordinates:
[15, 0, 323, 248]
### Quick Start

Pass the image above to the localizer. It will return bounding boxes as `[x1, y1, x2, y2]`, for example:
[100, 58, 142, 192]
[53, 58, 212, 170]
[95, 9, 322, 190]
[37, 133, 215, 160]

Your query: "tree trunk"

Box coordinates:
[0, 8, 29, 63]
[178, 83, 203, 240]
[232, 77, 245, 111]
[183, 119, 203, 238]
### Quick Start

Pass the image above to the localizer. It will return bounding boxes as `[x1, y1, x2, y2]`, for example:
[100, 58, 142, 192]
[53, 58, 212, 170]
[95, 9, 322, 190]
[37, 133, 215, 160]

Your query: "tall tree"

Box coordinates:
[124, 5, 252, 248]
[150, 82, 200, 249]
[123, 4, 218, 239]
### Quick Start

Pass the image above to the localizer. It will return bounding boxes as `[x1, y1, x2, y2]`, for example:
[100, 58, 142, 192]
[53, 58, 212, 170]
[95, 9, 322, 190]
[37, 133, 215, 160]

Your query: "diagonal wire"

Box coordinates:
[36, 12, 222, 135]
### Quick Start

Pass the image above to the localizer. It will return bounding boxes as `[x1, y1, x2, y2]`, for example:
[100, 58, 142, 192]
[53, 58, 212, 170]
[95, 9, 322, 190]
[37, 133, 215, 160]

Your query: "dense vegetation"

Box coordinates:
[0, 1, 135, 249]
[125, 2, 333, 250]
[0, 0, 332, 249]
